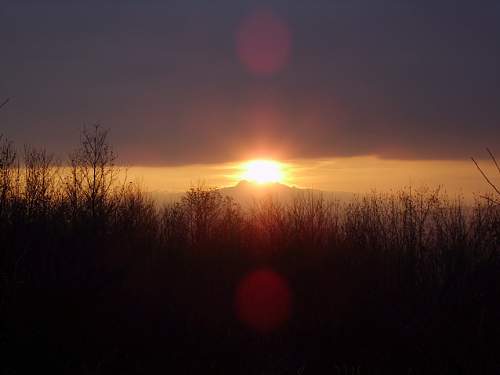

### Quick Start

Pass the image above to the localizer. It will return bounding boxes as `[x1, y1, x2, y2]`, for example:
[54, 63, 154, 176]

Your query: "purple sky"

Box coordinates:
[2, 1, 499, 165]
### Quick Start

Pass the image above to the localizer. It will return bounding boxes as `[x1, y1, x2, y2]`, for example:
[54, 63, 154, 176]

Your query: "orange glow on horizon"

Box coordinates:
[121, 156, 492, 202]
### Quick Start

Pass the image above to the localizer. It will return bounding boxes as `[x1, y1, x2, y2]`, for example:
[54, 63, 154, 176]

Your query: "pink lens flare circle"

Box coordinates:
[236, 10, 292, 76]
[235, 268, 292, 333]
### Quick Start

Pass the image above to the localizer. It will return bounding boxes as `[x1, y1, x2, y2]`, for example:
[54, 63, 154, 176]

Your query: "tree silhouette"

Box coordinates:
[0, 134, 17, 217]
[0, 124, 498, 374]
[23, 146, 56, 217]
[65, 124, 118, 220]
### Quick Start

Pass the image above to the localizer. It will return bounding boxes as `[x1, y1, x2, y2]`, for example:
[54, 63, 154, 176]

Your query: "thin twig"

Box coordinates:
[479, 195, 500, 206]
[486, 148, 500, 175]
[472, 157, 500, 196]
[0, 98, 10, 110]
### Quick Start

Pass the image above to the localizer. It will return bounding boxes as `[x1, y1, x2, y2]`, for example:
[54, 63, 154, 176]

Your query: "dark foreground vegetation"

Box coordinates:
[1, 127, 499, 374]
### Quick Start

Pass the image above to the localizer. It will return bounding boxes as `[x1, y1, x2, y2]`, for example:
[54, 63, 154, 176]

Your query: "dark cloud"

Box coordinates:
[1, 0, 499, 164]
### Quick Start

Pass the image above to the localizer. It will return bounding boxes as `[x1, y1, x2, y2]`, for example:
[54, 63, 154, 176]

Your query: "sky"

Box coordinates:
[1, 1, 500, 194]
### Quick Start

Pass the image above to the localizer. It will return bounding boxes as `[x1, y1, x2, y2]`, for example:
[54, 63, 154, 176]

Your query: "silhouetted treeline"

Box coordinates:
[0, 127, 499, 374]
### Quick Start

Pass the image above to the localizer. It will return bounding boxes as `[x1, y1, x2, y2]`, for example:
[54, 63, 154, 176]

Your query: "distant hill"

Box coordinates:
[148, 180, 355, 207]
[220, 180, 355, 206]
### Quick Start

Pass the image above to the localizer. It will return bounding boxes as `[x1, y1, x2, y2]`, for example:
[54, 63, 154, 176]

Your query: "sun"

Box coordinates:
[241, 160, 284, 184]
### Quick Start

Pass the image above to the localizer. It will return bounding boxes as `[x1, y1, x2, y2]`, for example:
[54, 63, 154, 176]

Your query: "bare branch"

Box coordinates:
[471, 157, 500, 196]
[479, 195, 500, 206]
[0, 98, 10, 111]
[486, 148, 500, 175]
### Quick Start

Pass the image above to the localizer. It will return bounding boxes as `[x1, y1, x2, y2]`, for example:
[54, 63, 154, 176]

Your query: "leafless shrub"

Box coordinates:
[23, 145, 57, 216]
[0, 135, 17, 216]
[180, 184, 239, 247]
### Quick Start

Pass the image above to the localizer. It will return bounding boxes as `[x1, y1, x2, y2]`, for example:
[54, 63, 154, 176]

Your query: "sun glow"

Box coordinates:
[241, 160, 284, 184]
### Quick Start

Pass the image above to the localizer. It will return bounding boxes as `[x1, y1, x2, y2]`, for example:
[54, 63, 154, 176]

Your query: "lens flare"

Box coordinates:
[236, 9, 292, 76]
[235, 269, 292, 333]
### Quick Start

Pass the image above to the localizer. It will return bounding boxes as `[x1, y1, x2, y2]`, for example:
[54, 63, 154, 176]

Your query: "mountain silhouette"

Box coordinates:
[147, 181, 355, 206]
[219, 180, 354, 206]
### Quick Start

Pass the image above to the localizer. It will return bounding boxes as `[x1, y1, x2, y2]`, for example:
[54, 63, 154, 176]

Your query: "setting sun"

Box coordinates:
[241, 160, 284, 184]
